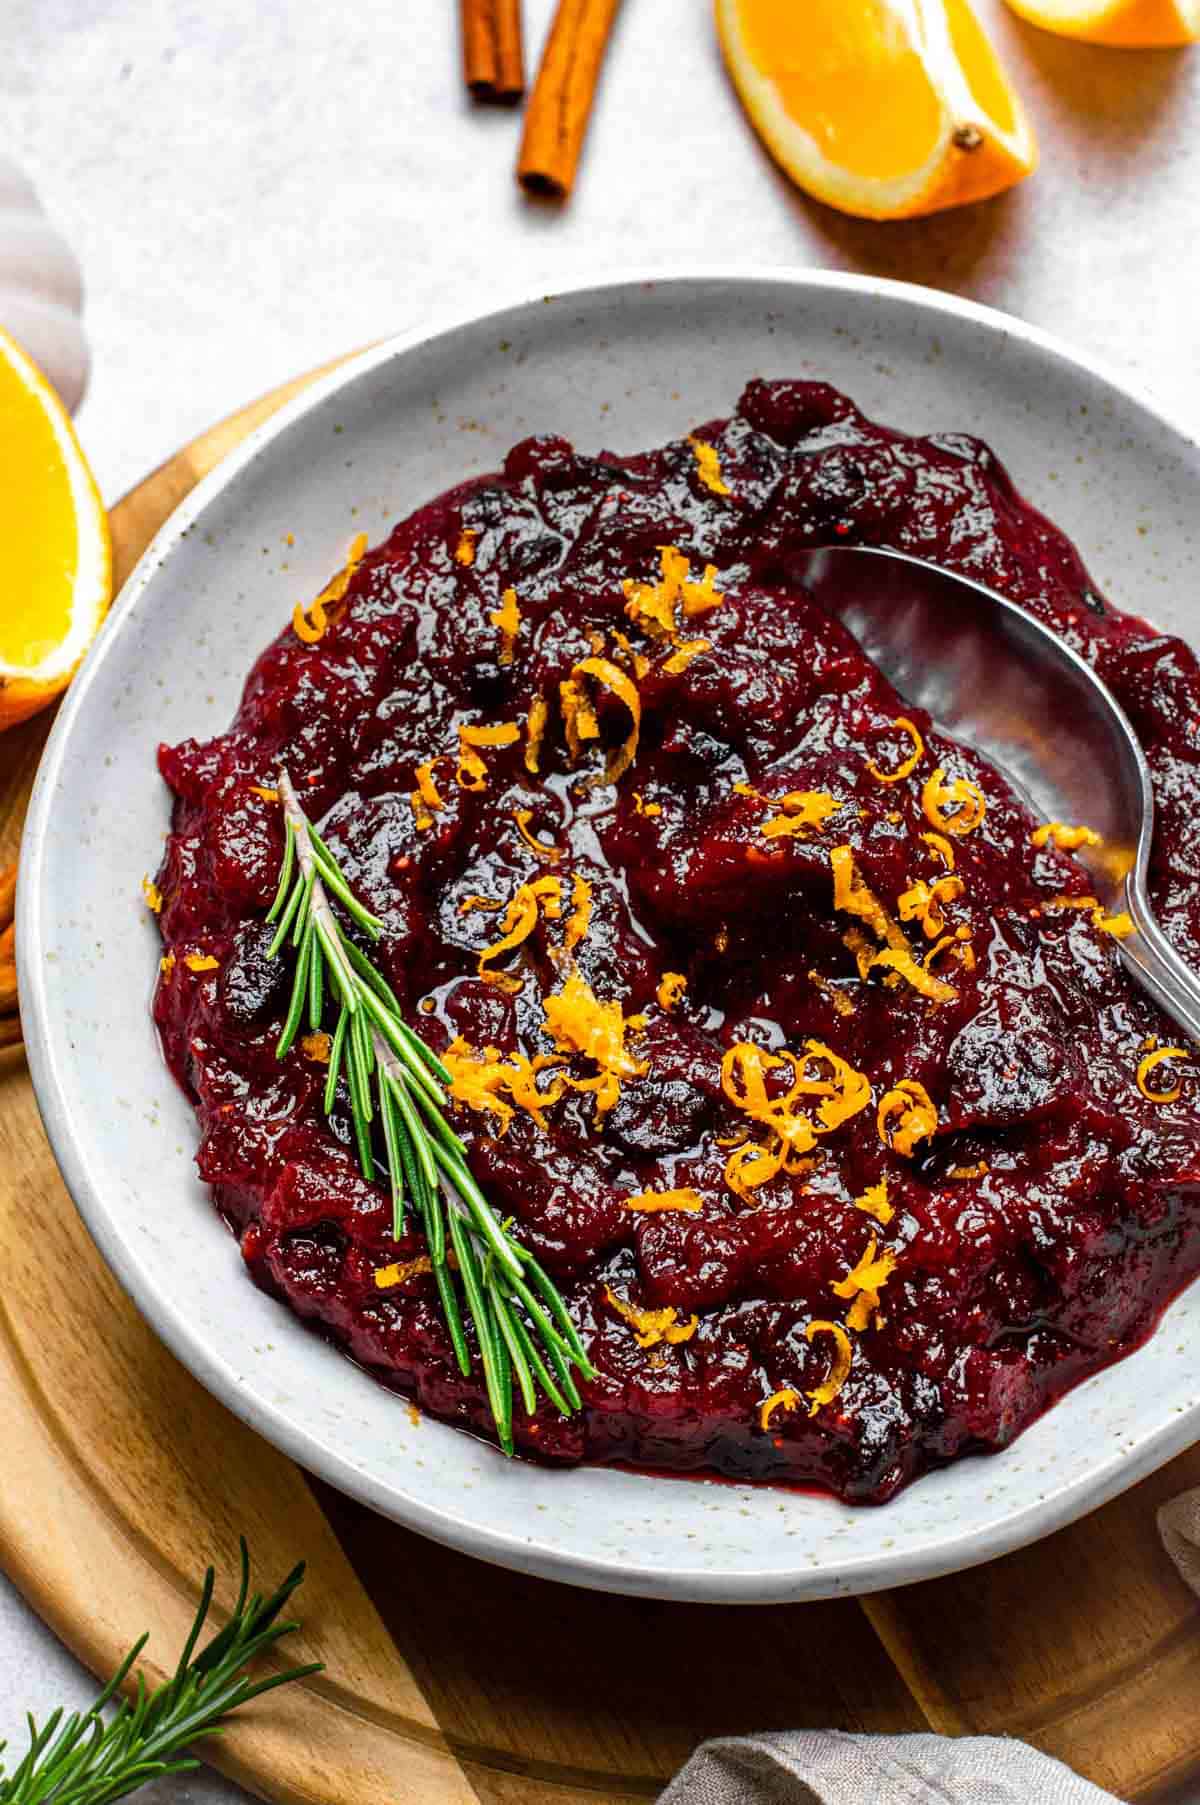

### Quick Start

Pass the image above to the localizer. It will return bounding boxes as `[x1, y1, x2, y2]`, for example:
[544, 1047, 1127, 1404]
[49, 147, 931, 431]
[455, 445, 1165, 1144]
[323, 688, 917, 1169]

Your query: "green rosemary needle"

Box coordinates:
[267, 769, 594, 1454]
[0, 1541, 319, 1805]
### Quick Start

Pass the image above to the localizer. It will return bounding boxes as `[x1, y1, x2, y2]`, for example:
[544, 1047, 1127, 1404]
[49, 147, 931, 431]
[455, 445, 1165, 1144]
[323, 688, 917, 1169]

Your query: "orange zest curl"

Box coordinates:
[604, 1285, 698, 1349]
[871, 945, 958, 1005]
[410, 756, 445, 832]
[513, 808, 560, 862]
[142, 876, 163, 914]
[624, 1187, 703, 1214]
[159, 953, 176, 979]
[456, 719, 521, 790]
[921, 831, 955, 871]
[622, 546, 726, 646]
[475, 875, 562, 994]
[688, 436, 731, 497]
[898, 875, 964, 940]
[830, 845, 909, 956]
[443, 1035, 566, 1132]
[454, 528, 478, 566]
[1136, 1045, 1188, 1103]
[490, 586, 522, 665]
[804, 1321, 854, 1415]
[759, 1388, 801, 1431]
[662, 638, 710, 675]
[633, 791, 662, 817]
[541, 971, 649, 1123]
[877, 1080, 938, 1157]
[922, 767, 986, 836]
[866, 716, 925, 785]
[567, 656, 642, 785]
[657, 971, 687, 1010]
[183, 952, 219, 973]
[923, 929, 976, 977]
[563, 872, 593, 955]
[301, 1031, 332, 1063]
[292, 531, 367, 643]
[719, 1038, 871, 1203]
[831, 1236, 897, 1332]
[1031, 820, 1102, 852]
[1093, 908, 1135, 939]
[525, 692, 549, 775]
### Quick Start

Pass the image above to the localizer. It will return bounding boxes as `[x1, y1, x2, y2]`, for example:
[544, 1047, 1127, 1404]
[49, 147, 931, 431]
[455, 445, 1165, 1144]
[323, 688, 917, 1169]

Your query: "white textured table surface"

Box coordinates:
[3, 2, 1200, 1800]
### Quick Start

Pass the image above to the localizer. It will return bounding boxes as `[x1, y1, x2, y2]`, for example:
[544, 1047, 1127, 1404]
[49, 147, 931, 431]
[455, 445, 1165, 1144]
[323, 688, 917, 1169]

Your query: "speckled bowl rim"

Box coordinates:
[18, 267, 1200, 1603]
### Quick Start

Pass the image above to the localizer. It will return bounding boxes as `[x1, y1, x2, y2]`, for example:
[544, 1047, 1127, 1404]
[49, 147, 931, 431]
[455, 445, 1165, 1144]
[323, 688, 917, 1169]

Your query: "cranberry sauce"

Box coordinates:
[154, 379, 1200, 1502]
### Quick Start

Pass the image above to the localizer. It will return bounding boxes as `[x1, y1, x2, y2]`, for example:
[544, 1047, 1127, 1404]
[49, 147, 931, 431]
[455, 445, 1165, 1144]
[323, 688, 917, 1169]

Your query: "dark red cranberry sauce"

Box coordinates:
[155, 379, 1200, 1502]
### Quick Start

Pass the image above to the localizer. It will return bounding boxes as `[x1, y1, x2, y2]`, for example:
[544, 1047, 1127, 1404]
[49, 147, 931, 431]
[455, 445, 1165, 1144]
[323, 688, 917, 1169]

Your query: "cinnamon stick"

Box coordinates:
[461, 0, 525, 103]
[517, 0, 622, 200]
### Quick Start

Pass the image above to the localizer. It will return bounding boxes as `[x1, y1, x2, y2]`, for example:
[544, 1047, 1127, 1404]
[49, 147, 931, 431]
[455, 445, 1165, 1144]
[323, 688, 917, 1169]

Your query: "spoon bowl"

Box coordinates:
[792, 544, 1200, 1043]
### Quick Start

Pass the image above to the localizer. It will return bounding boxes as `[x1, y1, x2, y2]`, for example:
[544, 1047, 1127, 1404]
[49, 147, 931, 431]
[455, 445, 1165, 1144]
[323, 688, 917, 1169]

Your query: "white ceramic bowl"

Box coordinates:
[19, 271, 1200, 1603]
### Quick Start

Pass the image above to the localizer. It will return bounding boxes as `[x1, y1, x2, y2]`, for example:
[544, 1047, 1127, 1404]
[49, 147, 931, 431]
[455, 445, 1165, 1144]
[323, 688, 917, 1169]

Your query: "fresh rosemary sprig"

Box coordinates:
[0, 1542, 319, 1805]
[267, 769, 594, 1454]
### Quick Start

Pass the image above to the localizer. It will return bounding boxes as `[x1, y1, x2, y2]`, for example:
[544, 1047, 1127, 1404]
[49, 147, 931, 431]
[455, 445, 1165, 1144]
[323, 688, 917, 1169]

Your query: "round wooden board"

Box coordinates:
[3, 370, 1200, 1805]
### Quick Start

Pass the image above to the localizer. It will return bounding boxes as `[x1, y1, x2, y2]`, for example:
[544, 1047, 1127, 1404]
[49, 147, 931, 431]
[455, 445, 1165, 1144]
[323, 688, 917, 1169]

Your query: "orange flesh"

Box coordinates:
[944, 0, 1016, 134]
[737, 0, 943, 181]
[0, 394, 79, 667]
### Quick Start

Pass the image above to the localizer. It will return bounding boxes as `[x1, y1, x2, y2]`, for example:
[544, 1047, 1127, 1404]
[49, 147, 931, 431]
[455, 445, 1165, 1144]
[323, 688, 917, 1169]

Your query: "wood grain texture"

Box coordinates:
[0, 367, 1197, 1804]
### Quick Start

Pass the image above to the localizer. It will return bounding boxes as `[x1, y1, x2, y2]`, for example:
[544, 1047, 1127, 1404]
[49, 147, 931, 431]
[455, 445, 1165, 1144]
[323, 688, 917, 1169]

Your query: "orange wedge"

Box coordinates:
[0, 325, 111, 732]
[1003, 0, 1198, 44]
[715, 0, 1038, 220]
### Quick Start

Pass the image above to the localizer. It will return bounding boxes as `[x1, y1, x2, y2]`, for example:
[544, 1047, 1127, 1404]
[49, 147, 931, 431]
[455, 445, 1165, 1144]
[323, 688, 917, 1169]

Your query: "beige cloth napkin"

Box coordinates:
[659, 1488, 1200, 1804]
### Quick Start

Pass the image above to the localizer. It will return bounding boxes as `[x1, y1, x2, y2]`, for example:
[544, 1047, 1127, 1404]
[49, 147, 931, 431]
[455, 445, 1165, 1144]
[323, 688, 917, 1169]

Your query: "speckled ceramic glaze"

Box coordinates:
[19, 272, 1200, 1602]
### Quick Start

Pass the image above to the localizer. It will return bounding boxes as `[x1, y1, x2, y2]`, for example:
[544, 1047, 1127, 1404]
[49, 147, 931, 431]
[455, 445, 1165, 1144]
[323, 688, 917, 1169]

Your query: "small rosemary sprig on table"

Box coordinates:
[267, 769, 594, 1453]
[0, 1542, 318, 1805]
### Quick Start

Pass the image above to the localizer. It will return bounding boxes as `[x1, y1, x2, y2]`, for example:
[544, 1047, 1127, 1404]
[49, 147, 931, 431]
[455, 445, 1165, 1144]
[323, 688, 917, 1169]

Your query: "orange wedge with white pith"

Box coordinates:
[715, 0, 1038, 221]
[0, 325, 111, 731]
[1004, 0, 1198, 44]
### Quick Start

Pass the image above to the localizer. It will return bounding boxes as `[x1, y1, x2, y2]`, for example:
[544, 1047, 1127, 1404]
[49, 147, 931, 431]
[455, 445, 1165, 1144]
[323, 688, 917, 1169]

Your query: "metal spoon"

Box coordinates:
[791, 544, 1200, 1043]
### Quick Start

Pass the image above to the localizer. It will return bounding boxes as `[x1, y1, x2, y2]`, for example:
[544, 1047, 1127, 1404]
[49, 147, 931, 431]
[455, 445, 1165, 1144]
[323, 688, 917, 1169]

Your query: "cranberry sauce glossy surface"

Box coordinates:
[155, 379, 1200, 1502]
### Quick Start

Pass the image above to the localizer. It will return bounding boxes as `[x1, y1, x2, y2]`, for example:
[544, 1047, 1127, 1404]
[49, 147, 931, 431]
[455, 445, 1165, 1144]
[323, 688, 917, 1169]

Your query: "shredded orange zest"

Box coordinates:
[490, 586, 521, 665]
[808, 969, 855, 1018]
[622, 545, 726, 646]
[567, 656, 642, 785]
[1031, 821, 1102, 852]
[159, 952, 176, 979]
[832, 1234, 897, 1332]
[443, 1035, 566, 1132]
[604, 1285, 698, 1348]
[1048, 893, 1100, 911]
[184, 952, 219, 973]
[408, 757, 445, 833]
[805, 1321, 853, 1415]
[459, 894, 503, 914]
[454, 528, 478, 566]
[624, 1187, 703, 1214]
[922, 767, 986, 836]
[142, 876, 163, 913]
[456, 719, 521, 790]
[301, 1031, 332, 1063]
[541, 971, 648, 1123]
[830, 845, 908, 957]
[525, 693, 549, 775]
[688, 436, 731, 497]
[634, 791, 662, 817]
[250, 785, 279, 803]
[877, 1080, 938, 1157]
[375, 1256, 434, 1290]
[853, 1179, 893, 1225]
[657, 971, 687, 1010]
[866, 716, 925, 785]
[564, 872, 593, 955]
[293, 531, 367, 642]
[1136, 1045, 1187, 1103]
[759, 1388, 801, 1431]
[921, 831, 955, 871]
[949, 1161, 990, 1179]
[476, 876, 562, 993]
[761, 791, 840, 841]
[1093, 908, 1135, 939]
[663, 638, 710, 675]
[514, 808, 560, 862]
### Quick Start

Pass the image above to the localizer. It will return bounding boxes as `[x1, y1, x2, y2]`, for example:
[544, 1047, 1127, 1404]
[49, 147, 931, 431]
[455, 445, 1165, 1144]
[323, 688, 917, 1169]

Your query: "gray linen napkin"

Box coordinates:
[660, 1486, 1200, 1804]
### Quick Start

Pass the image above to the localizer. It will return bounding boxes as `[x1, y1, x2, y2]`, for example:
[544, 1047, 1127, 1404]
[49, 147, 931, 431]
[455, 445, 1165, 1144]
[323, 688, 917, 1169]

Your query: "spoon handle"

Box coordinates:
[1120, 883, 1200, 1044]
